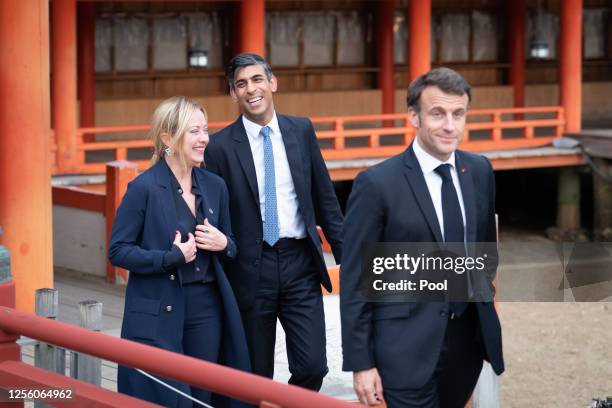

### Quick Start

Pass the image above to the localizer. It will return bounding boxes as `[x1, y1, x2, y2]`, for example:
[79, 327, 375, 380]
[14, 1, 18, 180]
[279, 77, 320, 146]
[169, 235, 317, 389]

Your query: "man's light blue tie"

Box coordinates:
[262, 126, 279, 246]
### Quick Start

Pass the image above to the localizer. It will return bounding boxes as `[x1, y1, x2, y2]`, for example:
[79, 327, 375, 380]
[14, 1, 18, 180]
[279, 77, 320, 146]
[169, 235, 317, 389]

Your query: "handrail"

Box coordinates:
[55, 106, 564, 174]
[0, 306, 355, 408]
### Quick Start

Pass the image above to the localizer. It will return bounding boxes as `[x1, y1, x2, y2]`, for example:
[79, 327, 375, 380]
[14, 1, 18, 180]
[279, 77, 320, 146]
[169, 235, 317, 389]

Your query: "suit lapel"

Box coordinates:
[152, 160, 178, 245]
[278, 115, 307, 207]
[231, 118, 260, 208]
[402, 145, 444, 243]
[455, 152, 477, 243]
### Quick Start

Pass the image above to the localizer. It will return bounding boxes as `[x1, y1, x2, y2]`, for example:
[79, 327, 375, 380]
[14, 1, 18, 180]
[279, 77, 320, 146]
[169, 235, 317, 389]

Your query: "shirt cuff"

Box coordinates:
[162, 245, 185, 271]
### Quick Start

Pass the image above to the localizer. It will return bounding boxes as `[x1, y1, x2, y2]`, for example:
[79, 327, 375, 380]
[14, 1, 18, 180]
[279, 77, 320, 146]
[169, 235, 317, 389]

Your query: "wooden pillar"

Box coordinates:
[557, 168, 581, 231]
[377, 0, 395, 116]
[560, 0, 582, 132]
[78, 2, 96, 141]
[53, 0, 78, 172]
[238, 0, 265, 56]
[557, 0, 582, 231]
[408, 0, 431, 83]
[508, 0, 525, 108]
[0, 0, 53, 313]
[105, 161, 138, 284]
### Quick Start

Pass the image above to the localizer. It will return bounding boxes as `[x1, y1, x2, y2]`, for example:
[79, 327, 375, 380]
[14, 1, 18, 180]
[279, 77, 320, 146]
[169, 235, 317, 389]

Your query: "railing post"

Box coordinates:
[105, 160, 138, 284]
[0, 227, 22, 408]
[404, 116, 414, 145]
[70, 300, 102, 386]
[492, 112, 502, 142]
[556, 107, 565, 137]
[333, 119, 345, 150]
[34, 288, 66, 408]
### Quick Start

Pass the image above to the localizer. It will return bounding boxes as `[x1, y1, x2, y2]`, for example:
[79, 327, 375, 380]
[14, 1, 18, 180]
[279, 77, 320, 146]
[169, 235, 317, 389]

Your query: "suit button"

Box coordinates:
[195, 267, 200, 272]
[165, 305, 173, 312]
[169, 274, 175, 281]
[254, 260, 260, 267]
[440, 311, 447, 317]
[255, 238, 262, 245]
[177, 188, 183, 194]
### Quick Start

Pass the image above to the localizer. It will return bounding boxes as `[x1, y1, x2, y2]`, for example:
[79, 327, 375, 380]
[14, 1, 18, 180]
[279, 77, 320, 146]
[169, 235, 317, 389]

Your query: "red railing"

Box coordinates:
[53, 106, 564, 174]
[0, 305, 356, 408]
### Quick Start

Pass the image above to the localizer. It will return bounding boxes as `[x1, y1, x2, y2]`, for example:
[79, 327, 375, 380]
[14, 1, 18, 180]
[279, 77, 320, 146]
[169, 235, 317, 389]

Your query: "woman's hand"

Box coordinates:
[174, 231, 197, 263]
[195, 218, 228, 252]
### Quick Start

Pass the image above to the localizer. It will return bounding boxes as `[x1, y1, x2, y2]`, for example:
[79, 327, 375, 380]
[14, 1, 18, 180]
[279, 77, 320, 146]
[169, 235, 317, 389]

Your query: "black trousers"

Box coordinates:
[240, 238, 328, 391]
[384, 304, 484, 408]
[182, 281, 222, 406]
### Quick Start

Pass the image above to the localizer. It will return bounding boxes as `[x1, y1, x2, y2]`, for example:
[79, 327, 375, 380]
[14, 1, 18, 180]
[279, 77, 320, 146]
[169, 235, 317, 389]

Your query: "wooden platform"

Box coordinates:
[327, 146, 585, 180]
[52, 146, 585, 187]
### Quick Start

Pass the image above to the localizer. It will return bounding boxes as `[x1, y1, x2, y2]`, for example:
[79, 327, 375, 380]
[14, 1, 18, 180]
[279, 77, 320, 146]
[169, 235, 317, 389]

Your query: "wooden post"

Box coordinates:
[105, 161, 138, 284]
[238, 0, 265, 56]
[377, 0, 395, 118]
[70, 300, 102, 386]
[557, 168, 581, 230]
[0, 229, 22, 408]
[560, 0, 583, 132]
[0, 0, 53, 313]
[34, 288, 66, 408]
[77, 2, 96, 142]
[52, 0, 79, 172]
[508, 0, 525, 109]
[408, 0, 431, 83]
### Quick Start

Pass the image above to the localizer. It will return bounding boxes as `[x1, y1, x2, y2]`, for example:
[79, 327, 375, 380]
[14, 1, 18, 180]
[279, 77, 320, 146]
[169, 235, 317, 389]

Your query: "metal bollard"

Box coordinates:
[34, 288, 66, 408]
[69, 300, 102, 386]
[470, 362, 500, 408]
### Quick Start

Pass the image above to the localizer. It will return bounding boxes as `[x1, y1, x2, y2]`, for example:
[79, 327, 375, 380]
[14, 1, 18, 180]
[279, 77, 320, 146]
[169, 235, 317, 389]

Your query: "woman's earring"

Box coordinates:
[164, 146, 173, 156]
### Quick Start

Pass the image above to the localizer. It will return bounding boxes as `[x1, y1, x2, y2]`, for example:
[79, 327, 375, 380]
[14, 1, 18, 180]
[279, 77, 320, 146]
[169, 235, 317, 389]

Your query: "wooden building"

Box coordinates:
[1, 0, 611, 310]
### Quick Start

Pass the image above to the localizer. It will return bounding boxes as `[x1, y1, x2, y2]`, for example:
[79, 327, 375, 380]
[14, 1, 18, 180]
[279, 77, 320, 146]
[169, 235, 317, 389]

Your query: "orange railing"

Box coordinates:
[54, 106, 564, 175]
[0, 302, 355, 408]
[310, 106, 564, 160]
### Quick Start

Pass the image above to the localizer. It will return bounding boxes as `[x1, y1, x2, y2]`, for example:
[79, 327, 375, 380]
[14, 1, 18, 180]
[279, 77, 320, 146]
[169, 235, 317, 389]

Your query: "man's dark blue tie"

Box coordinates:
[434, 164, 467, 317]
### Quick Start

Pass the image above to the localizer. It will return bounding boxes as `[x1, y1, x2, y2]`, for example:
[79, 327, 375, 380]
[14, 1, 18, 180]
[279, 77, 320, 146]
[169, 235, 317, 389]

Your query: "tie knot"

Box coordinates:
[434, 164, 453, 182]
[260, 126, 270, 139]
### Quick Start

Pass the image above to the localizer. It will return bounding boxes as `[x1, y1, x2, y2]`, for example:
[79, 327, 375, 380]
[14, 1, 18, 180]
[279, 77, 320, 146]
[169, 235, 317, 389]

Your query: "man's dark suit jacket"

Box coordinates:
[204, 114, 343, 310]
[340, 144, 504, 390]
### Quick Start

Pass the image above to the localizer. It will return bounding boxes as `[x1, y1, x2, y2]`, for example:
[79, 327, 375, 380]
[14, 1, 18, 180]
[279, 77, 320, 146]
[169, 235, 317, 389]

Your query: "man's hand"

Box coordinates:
[353, 368, 384, 406]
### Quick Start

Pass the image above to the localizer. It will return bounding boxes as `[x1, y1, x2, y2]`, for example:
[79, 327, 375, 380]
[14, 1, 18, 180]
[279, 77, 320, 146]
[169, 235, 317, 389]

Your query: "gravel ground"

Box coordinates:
[499, 302, 611, 408]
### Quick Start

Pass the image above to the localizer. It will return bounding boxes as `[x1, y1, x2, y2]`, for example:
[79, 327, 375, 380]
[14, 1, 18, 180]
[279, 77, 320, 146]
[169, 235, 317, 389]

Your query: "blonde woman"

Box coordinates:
[109, 96, 250, 407]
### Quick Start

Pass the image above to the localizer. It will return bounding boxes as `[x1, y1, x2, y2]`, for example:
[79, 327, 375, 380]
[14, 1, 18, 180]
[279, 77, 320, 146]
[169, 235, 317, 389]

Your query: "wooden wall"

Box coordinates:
[94, 82, 612, 127]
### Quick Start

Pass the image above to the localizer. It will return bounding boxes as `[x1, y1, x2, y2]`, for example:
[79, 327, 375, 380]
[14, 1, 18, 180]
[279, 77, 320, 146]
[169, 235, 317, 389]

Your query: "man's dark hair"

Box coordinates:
[226, 53, 273, 90]
[406, 67, 471, 113]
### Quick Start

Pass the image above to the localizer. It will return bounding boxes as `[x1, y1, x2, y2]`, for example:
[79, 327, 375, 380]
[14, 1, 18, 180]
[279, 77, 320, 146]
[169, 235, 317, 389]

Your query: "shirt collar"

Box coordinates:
[165, 159, 201, 197]
[242, 112, 280, 142]
[412, 137, 456, 176]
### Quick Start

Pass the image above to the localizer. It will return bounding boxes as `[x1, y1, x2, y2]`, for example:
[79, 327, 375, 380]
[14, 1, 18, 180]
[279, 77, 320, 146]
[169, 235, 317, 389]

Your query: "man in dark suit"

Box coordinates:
[340, 67, 504, 408]
[204, 53, 343, 391]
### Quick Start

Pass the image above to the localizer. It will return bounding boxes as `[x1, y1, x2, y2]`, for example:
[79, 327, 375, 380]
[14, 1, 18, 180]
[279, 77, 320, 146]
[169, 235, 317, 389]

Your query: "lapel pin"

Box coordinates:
[209, 208, 214, 214]
[461, 167, 466, 173]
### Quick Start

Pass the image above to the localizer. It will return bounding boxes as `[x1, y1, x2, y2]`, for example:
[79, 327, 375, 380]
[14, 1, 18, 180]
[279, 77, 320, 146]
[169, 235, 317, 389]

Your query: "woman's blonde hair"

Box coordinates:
[150, 96, 207, 167]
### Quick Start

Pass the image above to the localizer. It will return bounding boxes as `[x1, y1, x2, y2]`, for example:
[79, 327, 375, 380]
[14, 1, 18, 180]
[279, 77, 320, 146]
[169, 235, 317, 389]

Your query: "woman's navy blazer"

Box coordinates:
[109, 159, 251, 408]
